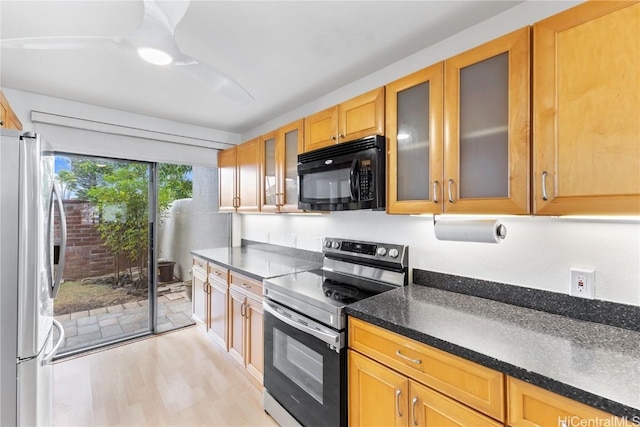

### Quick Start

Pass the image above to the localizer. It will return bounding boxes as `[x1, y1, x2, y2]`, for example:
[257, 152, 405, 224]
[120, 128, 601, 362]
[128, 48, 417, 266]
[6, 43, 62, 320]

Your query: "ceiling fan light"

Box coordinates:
[137, 47, 173, 65]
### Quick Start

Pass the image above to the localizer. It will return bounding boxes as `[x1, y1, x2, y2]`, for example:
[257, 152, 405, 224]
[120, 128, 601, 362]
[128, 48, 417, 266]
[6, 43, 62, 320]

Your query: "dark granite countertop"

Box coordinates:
[191, 246, 322, 281]
[345, 284, 640, 420]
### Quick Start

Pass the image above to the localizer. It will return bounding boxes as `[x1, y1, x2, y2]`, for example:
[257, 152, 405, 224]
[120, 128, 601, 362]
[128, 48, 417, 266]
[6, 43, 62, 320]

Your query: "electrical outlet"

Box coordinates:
[570, 268, 595, 299]
[316, 237, 324, 252]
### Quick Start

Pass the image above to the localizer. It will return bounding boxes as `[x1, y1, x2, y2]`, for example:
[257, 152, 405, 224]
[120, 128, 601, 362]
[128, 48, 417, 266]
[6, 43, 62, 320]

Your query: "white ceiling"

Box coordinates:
[0, 1, 523, 134]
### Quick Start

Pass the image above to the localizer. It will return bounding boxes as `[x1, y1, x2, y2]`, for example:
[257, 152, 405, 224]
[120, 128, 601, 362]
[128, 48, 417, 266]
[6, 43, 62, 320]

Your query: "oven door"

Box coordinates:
[263, 299, 346, 427]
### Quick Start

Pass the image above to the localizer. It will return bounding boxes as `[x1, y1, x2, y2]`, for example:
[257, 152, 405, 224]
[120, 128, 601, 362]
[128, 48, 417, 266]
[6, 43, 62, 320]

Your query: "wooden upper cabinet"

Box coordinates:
[0, 90, 23, 131]
[444, 27, 530, 214]
[533, 1, 640, 215]
[260, 130, 279, 213]
[303, 87, 385, 153]
[218, 146, 237, 212]
[304, 105, 339, 152]
[386, 63, 444, 214]
[259, 119, 304, 213]
[236, 138, 261, 212]
[278, 119, 304, 212]
[218, 139, 261, 212]
[338, 87, 385, 143]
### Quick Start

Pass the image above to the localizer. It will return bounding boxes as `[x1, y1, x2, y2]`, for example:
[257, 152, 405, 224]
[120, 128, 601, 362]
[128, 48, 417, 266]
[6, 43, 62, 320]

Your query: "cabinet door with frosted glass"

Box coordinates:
[386, 63, 443, 214]
[278, 119, 304, 212]
[260, 130, 279, 212]
[444, 27, 530, 214]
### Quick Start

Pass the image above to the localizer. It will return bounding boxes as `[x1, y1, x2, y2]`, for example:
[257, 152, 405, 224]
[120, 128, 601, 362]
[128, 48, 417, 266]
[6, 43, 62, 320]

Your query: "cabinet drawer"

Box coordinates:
[193, 257, 207, 271]
[230, 272, 262, 299]
[208, 263, 228, 283]
[508, 377, 632, 427]
[349, 317, 504, 421]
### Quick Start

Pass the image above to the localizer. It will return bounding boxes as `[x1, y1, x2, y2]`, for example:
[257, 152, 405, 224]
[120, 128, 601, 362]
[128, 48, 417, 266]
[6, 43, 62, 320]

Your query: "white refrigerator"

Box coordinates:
[0, 130, 66, 426]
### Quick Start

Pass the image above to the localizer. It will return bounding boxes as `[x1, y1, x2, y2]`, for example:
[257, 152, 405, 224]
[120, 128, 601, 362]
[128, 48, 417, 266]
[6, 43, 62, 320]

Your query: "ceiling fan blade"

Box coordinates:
[143, 0, 191, 35]
[0, 36, 120, 50]
[179, 60, 255, 105]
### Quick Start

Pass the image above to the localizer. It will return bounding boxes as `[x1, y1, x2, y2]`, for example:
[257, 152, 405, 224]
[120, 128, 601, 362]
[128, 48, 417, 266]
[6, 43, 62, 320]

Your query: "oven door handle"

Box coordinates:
[263, 300, 341, 348]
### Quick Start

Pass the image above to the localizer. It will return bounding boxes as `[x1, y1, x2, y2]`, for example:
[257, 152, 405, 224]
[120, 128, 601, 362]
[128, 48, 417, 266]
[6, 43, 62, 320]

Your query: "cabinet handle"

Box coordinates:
[339, 134, 345, 139]
[241, 283, 251, 289]
[395, 350, 422, 364]
[202, 281, 208, 293]
[0, 120, 4, 126]
[541, 171, 549, 201]
[395, 389, 403, 417]
[432, 180, 440, 204]
[411, 397, 418, 426]
[330, 135, 337, 141]
[447, 179, 455, 203]
[240, 301, 246, 318]
[213, 271, 221, 276]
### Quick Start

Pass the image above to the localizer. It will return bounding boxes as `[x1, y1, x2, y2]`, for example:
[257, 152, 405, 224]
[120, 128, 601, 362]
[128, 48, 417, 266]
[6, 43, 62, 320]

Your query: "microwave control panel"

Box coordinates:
[359, 161, 374, 201]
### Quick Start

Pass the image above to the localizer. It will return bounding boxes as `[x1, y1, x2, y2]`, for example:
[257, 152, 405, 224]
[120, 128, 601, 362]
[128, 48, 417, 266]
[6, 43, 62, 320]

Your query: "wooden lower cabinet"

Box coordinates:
[228, 275, 264, 384]
[349, 350, 501, 427]
[207, 277, 228, 350]
[349, 317, 504, 421]
[508, 377, 634, 427]
[191, 258, 209, 329]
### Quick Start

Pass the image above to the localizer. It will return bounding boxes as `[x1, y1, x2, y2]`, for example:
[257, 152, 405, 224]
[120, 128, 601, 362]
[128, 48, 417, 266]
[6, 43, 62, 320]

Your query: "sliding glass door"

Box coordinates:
[53, 154, 153, 356]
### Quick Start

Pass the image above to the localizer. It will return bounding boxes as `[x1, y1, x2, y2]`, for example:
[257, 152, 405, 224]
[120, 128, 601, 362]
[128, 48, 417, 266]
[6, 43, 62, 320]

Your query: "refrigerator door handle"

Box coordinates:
[42, 319, 64, 364]
[50, 181, 66, 298]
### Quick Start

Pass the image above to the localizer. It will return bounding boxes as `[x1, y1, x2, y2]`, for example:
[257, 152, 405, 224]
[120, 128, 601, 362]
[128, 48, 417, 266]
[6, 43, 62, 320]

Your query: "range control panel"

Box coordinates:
[322, 238, 407, 267]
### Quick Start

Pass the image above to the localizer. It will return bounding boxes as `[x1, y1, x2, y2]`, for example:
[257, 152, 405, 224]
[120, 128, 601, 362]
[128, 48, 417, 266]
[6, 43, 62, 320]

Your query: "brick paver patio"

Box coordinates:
[54, 289, 194, 355]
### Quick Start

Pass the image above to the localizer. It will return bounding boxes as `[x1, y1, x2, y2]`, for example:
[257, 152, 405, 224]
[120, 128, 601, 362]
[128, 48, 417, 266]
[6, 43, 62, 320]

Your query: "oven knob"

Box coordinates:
[331, 241, 340, 249]
[325, 240, 332, 248]
[388, 248, 399, 258]
[377, 247, 387, 256]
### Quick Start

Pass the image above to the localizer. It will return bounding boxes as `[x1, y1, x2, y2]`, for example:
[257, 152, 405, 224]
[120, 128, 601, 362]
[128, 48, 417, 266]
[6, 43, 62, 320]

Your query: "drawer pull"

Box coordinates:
[241, 283, 251, 289]
[395, 389, 403, 417]
[411, 397, 418, 426]
[396, 350, 422, 364]
[214, 271, 221, 276]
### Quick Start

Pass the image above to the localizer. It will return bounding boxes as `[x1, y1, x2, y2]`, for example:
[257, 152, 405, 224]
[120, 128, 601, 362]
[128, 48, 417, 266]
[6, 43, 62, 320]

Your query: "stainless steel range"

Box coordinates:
[263, 238, 408, 427]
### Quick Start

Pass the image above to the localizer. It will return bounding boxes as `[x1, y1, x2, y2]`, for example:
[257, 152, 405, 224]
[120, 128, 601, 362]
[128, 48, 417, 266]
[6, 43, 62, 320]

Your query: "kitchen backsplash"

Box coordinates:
[241, 212, 640, 306]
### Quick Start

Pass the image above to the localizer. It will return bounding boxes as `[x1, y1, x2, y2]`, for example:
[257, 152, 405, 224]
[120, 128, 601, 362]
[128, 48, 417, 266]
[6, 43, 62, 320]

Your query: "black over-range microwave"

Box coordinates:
[298, 135, 386, 211]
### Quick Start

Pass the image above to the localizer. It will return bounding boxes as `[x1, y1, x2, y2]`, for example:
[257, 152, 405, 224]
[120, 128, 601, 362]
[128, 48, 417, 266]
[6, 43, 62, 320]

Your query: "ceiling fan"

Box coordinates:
[0, 0, 254, 105]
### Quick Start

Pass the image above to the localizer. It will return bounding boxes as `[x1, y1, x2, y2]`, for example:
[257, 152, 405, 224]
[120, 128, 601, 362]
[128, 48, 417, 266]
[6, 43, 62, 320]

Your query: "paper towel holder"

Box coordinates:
[433, 215, 507, 241]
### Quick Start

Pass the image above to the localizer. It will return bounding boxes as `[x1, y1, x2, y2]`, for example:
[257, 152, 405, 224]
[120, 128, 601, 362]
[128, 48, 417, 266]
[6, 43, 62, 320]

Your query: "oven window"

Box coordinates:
[301, 168, 351, 202]
[273, 328, 324, 404]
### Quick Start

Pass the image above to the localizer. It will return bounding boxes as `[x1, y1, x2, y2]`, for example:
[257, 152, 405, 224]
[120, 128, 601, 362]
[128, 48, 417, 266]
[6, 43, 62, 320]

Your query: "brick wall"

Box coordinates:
[56, 201, 114, 280]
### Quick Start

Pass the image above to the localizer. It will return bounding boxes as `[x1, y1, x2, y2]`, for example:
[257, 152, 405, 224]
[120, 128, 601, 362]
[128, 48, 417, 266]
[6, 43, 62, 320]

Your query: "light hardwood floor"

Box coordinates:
[53, 326, 278, 426]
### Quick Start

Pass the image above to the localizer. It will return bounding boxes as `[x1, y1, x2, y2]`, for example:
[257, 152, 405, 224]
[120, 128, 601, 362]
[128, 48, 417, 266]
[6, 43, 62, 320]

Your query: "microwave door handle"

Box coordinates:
[349, 159, 359, 202]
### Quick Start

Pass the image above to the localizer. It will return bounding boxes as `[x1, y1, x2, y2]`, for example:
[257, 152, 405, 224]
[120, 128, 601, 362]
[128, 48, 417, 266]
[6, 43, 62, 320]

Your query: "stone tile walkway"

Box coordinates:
[54, 290, 194, 355]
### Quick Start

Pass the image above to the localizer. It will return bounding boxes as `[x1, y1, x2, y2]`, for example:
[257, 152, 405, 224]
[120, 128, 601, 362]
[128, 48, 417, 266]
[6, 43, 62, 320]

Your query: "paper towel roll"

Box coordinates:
[434, 219, 506, 243]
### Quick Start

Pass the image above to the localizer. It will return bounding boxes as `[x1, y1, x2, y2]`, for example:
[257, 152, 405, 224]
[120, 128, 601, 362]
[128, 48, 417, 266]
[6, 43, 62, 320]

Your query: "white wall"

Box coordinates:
[2, 88, 240, 166]
[158, 167, 231, 281]
[240, 0, 640, 307]
[241, 213, 640, 306]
